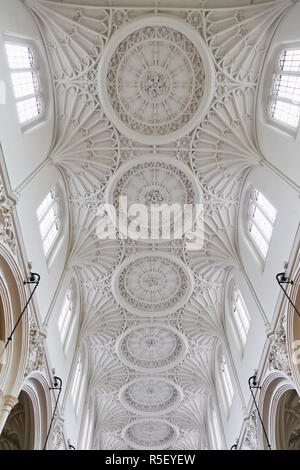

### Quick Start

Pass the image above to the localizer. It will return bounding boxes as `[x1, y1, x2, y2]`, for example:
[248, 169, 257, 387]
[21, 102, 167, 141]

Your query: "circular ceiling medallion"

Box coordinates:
[105, 156, 202, 240]
[122, 419, 178, 449]
[111, 252, 194, 317]
[119, 378, 183, 416]
[116, 324, 188, 372]
[98, 16, 215, 144]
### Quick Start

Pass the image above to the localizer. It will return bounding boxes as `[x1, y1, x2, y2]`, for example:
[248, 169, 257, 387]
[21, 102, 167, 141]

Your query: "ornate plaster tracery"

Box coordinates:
[116, 324, 188, 372]
[112, 252, 194, 317]
[122, 419, 179, 449]
[105, 155, 202, 239]
[98, 16, 215, 144]
[119, 378, 183, 416]
[0, 167, 16, 254]
[24, 0, 293, 449]
[283, 389, 300, 450]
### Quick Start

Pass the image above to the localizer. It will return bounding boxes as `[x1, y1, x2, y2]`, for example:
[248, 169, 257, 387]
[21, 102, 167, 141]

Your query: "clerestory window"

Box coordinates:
[270, 48, 300, 131]
[37, 189, 60, 257]
[5, 42, 43, 125]
[248, 189, 277, 260]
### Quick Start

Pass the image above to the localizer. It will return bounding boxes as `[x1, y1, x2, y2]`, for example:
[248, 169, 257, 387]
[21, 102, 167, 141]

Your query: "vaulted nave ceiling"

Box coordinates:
[25, 0, 292, 449]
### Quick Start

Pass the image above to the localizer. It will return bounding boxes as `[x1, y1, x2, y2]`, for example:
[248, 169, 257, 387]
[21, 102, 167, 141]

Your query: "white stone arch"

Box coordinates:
[22, 371, 52, 450]
[0, 372, 52, 450]
[286, 257, 300, 395]
[275, 387, 300, 450]
[0, 389, 31, 449]
[0, 243, 28, 433]
[258, 371, 299, 450]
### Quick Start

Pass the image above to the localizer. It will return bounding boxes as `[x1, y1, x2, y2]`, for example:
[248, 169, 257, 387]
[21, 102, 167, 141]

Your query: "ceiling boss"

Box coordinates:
[97, 15, 215, 145]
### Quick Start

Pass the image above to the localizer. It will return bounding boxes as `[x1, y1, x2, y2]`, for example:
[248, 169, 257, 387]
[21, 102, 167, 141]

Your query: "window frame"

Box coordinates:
[37, 188, 61, 260]
[71, 355, 82, 411]
[268, 46, 300, 136]
[71, 353, 86, 417]
[58, 279, 79, 356]
[4, 38, 44, 128]
[248, 188, 277, 262]
[220, 354, 234, 414]
[231, 285, 251, 352]
[58, 288, 73, 350]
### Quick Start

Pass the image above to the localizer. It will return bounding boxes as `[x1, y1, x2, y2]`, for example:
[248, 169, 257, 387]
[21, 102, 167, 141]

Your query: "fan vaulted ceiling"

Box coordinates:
[25, 0, 291, 449]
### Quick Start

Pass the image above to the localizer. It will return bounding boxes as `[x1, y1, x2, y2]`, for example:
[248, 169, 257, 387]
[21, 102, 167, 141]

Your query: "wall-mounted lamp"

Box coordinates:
[248, 372, 271, 450]
[0, 262, 40, 363]
[276, 262, 300, 318]
[67, 439, 76, 450]
[43, 370, 63, 450]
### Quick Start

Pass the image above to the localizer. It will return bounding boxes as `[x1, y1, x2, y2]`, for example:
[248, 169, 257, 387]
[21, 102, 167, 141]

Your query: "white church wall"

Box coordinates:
[0, 1, 82, 447]
[220, 265, 268, 448]
[46, 271, 81, 406]
[238, 165, 300, 327]
[16, 164, 69, 323]
[63, 399, 84, 450]
[62, 343, 88, 449]
[223, 395, 244, 450]
[0, 0, 54, 191]
[256, 1, 300, 190]
[0, 0, 299, 451]
[77, 401, 94, 450]
[214, 342, 244, 449]
[225, 164, 300, 448]
[224, 268, 266, 407]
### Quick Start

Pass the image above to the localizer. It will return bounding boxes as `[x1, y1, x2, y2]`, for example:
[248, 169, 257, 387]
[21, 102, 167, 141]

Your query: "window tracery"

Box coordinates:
[37, 189, 60, 257]
[248, 189, 277, 260]
[270, 48, 300, 130]
[5, 42, 43, 125]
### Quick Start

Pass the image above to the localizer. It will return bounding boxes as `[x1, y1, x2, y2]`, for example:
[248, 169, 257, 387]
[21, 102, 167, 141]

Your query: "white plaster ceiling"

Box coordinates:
[97, 15, 215, 144]
[25, 0, 292, 449]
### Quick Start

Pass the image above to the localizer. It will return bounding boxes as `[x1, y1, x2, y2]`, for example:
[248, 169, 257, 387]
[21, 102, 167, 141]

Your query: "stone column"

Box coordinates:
[0, 391, 18, 434]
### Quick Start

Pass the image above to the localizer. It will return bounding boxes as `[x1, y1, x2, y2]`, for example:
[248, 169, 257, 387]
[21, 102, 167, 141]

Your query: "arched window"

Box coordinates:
[37, 189, 60, 257]
[80, 406, 94, 450]
[220, 354, 234, 412]
[58, 289, 72, 349]
[5, 41, 43, 125]
[275, 388, 300, 450]
[248, 189, 277, 260]
[270, 48, 300, 130]
[232, 286, 251, 349]
[71, 353, 86, 416]
[0, 391, 34, 450]
[210, 406, 223, 450]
